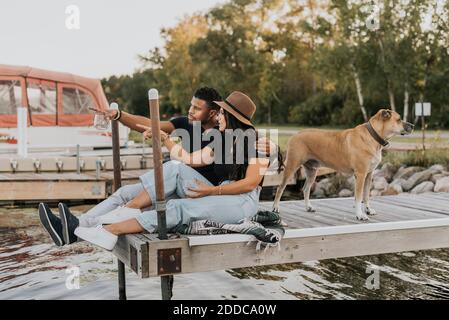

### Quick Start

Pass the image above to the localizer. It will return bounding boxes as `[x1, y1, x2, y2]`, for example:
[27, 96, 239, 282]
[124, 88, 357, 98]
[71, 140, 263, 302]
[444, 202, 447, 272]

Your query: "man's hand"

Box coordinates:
[136, 124, 169, 142]
[89, 107, 118, 120]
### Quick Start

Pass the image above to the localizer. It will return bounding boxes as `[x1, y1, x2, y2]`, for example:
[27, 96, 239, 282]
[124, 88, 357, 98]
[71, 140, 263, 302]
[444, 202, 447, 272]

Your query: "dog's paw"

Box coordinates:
[306, 206, 316, 213]
[356, 214, 370, 221]
[272, 207, 280, 213]
[365, 207, 377, 216]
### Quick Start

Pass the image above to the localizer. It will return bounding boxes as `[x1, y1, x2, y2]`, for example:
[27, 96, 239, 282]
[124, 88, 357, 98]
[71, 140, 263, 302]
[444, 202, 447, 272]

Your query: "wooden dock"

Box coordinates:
[0, 169, 148, 201]
[0, 147, 159, 201]
[113, 192, 449, 278]
[0, 158, 334, 202]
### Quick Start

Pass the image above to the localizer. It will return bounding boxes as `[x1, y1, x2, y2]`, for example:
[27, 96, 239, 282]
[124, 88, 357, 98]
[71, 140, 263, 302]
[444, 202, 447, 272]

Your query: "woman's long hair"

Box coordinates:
[222, 110, 284, 182]
[223, 110, 255, 181]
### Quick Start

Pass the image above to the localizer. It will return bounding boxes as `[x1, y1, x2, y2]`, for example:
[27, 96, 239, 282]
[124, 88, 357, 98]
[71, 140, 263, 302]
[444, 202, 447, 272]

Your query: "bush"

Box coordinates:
[330, 100, 365, 126]
[288, 92, 344, 126]
[429, 104, 449, 129]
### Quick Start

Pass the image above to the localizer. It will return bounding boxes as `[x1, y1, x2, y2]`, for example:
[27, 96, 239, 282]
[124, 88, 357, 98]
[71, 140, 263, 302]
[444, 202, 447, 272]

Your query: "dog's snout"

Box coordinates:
[402, 121, 414, 134]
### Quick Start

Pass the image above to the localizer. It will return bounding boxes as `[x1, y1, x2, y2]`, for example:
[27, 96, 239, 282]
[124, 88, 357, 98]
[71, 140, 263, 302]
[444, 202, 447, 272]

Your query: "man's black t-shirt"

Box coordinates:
[169, 116, 220, 185]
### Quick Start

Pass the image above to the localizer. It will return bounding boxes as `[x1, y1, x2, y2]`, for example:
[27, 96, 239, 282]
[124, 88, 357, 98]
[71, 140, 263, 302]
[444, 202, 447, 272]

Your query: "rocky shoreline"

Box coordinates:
[312, 164, 449, 198]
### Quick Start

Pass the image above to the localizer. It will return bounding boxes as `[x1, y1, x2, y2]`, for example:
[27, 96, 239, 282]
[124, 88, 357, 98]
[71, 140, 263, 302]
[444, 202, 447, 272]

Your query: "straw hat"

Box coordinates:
[214, 91, 256, 126]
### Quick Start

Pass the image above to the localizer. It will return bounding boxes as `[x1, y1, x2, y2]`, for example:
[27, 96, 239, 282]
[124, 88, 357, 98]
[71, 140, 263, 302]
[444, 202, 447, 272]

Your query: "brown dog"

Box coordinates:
[273, 109, 414, 221]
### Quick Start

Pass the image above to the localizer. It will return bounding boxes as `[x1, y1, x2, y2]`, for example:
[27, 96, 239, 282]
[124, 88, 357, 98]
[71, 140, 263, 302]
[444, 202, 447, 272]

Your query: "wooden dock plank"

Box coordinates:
[281, 202, 357, 227]
[374, 195, 449, 216]
[0, 181, 106, 200]
[423, 193, 449, 201]
[318, 198, 444, 221]
[408, 193, 449, 207]
[271, 195, 449, 223]
[0, 169, 148, 201]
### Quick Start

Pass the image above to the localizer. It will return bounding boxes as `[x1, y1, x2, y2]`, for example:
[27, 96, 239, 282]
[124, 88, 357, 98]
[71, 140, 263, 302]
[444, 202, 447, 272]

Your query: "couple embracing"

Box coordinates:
[39, 87, 282, 250]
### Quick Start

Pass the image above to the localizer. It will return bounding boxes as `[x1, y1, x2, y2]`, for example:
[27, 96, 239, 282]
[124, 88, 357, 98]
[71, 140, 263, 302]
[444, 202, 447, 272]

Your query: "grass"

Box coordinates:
[257, 124, 345, 130]
[258, 123, 449, 134]
[382, 149, 449, 167]
[129, 130, 144, 144]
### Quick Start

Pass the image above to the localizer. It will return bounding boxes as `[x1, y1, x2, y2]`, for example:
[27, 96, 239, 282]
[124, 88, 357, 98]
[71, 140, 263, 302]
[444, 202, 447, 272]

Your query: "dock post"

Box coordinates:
[76, 144, 81, 175]
[110, 102, 127, 301]
[148, 89, 174, 300]
[17, 107, 28, 158]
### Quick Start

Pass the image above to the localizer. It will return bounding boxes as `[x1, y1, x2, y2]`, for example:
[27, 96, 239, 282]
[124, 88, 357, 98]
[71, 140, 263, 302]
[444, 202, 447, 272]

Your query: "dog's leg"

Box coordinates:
[363, 172, 376, 215]
[273, 160, 299, 213]
[303, 166, 318, 212]
[354, 172, 369, 221]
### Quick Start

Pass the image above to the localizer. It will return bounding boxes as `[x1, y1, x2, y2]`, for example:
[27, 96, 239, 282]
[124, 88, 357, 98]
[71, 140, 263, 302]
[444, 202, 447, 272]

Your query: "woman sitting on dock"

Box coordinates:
[40, 92, 277, 251]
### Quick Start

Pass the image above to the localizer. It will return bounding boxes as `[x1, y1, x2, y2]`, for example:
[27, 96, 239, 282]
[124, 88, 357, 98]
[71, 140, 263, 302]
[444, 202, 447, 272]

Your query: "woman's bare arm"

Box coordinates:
[215, 158, 269, 194]
[137, 124, 215, 167]
[164, 138, 215, 167]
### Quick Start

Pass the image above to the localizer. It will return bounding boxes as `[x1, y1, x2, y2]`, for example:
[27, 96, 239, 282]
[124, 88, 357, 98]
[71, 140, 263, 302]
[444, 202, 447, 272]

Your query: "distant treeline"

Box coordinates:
[102, 0, 449, 128]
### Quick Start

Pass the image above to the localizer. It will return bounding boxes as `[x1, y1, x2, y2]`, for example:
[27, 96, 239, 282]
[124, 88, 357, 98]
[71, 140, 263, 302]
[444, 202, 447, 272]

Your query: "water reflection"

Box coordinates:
[1, 224, 449, 299]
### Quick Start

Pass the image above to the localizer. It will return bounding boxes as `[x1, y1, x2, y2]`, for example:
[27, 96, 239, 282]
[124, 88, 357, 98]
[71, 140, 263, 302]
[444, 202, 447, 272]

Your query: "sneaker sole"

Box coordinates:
[38, 203, 64, 247]
[58, 203, 70, 245]
[74, 228, 116, 251]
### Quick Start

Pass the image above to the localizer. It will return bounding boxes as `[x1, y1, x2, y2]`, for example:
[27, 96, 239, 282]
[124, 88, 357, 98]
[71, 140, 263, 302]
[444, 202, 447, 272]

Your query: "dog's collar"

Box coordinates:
[364, 122, 390, 147]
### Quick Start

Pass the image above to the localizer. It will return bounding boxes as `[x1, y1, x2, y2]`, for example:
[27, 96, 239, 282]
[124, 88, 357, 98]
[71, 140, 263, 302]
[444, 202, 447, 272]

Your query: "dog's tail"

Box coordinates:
[276, 145, 285, 174]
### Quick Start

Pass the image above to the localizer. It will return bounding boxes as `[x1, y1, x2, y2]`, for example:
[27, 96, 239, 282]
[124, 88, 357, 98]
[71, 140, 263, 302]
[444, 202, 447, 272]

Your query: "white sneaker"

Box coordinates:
[98, 207, 141, 225]
[74, 225, 118, 251]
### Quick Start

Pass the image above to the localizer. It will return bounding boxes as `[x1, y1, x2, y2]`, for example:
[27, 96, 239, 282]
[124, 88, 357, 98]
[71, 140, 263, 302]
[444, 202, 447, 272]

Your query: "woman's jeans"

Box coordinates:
[79, 160, 261, 232]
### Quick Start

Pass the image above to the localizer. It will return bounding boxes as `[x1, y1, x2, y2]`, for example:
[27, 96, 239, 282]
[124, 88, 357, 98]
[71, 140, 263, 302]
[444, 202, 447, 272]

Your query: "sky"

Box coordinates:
[0, 0, 223, 79]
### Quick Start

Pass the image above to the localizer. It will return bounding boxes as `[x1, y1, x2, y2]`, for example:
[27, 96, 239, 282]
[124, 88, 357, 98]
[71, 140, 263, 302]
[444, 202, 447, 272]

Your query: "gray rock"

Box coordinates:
[382, 180, 403, 195]
[431, 173, 447, 184]
[373, 177, 388, 191]
[346, 175, 355, 189]
[434, 177, 449, 193]
[411, 181, 435, 194]
[338, 189, 353, 197]
[393, 166, 423, 181]
[428, 164, 446, 175]
[371, 189, 382, 197]
[391, 178, 405, 186]
[374, 163, 397, 182]
[317, 178, 331, 190]
[313, 178, 331, 197]
[401, 169, 433, 192]
[312, 187, 326, 198]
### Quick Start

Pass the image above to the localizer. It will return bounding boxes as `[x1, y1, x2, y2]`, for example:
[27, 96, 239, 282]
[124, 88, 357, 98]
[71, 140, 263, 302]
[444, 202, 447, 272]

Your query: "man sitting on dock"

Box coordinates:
[38, 87, 275, 247]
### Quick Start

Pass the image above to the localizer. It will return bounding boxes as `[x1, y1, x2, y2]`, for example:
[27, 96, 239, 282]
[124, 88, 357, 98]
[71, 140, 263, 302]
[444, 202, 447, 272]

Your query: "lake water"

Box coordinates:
[1, 203, 449, 300]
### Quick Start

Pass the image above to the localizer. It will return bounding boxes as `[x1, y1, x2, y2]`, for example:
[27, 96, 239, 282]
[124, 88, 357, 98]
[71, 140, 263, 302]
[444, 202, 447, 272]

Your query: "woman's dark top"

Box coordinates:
[211, 130, 261, 185]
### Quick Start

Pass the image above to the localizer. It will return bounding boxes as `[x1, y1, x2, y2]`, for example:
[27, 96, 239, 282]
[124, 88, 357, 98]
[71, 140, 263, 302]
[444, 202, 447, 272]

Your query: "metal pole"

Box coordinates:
[110, 102, 127, 301]
[148, 89, 173, 300]
[421, 115, 426, 153]
[76, 144, 81, 175]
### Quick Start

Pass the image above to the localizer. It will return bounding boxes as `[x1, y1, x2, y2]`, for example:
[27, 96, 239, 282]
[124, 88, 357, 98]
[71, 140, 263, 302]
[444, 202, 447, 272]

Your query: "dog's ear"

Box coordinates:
[381, 109, 392, 120]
